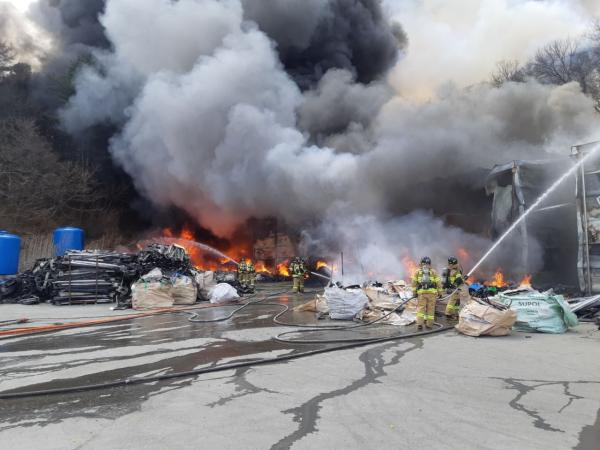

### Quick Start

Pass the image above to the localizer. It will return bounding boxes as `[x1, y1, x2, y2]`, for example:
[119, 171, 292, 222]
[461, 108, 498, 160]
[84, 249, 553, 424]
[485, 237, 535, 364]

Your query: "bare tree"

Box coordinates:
[528, 39, 593, 93]
[0, 41, 14, 76]
[490, 60, 525, 87]
[0, 118, 105, 231]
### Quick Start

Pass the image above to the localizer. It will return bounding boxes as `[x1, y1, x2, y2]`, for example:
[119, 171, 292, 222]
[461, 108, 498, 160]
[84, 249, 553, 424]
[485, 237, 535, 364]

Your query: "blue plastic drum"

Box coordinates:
[0, 232, 21, 275]
[53, 227, 85, 256]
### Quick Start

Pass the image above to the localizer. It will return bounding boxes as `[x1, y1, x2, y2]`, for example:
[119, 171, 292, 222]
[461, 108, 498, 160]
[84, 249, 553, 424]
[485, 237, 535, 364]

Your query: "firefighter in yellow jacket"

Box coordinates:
[443, 256, 470, 319]
[238, 258, 248, 285]
[246, 259, 256, 289]
[411, 256, 443, 330]
[289, 257, 308, 293]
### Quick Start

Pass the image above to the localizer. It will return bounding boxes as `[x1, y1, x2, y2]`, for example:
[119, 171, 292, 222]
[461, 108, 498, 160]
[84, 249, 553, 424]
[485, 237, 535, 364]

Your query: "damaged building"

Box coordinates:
[486, 140, 600, 294]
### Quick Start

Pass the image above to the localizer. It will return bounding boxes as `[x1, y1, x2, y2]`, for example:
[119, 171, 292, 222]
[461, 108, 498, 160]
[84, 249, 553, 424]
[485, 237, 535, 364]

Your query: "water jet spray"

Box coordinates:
[467, 144, 600, 277]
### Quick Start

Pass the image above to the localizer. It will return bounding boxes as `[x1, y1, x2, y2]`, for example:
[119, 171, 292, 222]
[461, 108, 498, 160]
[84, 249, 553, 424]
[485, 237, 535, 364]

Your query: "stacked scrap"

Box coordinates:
[51, 250, 138, 305]
[0, 244, 202, 307]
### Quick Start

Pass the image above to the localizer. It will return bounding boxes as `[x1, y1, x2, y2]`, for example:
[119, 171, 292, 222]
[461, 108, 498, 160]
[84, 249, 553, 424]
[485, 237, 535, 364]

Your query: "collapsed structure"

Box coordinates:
[486, 140, 600, 295]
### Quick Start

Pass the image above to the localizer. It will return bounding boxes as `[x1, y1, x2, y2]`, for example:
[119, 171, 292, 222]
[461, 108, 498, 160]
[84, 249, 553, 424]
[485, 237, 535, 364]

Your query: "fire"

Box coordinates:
[316, 260, 330, 271]
[180, 226, 194, 241]
[401, 256, 418, 277]
[160, 226, 247, 272]
[484, 269, 507, 288]
[519, 274, 532, 287]
[255, 262, 271, 274]
[457, 247, 470, 262]
[277, 260, 290, 277]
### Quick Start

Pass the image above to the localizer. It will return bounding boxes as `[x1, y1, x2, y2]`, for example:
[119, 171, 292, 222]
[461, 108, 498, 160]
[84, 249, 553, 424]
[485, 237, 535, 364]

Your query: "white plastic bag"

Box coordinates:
[195, 271, 217, 300]
[209, 283, 240, 304]
[141, 268, 164, 281]
[325, 286, 368, 320]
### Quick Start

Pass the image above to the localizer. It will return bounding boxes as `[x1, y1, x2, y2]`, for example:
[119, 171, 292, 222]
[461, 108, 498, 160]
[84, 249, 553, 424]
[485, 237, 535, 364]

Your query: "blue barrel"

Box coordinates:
[53, 227, 85, 256]
[0, 232, 21, 275]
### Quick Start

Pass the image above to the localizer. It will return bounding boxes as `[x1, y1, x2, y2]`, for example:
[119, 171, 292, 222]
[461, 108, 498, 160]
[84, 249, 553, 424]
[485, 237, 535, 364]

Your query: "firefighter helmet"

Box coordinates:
[448, 256, 458, 265]
[420, 256, 431, 265]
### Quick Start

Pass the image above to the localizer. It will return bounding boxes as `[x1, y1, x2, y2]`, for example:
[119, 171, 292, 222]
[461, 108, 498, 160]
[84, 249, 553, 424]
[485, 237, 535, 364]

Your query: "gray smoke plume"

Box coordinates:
[300, 209, 543, 283]
[298, 68, 391, 148]
[29, 0, 108, 51]
[242, 0, 404, 88]
[55, 0, 599, 279]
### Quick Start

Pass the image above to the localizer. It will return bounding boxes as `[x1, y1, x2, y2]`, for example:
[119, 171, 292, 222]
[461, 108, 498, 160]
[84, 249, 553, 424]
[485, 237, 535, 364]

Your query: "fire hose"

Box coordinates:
[0, 324, 450, 400]
[0, 288, 453, 399]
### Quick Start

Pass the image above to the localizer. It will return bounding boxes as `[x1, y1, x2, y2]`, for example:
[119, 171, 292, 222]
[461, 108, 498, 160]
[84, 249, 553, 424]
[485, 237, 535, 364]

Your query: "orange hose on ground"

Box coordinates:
[0, 303, 223, 338]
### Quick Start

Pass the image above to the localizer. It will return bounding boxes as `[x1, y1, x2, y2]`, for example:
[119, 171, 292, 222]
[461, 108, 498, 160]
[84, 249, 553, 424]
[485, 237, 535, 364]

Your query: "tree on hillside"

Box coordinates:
[490, 60, 525, 87]
[528, 38, 596, 95]
[0, 41, 14, 76]
[0, 118, 104, 231]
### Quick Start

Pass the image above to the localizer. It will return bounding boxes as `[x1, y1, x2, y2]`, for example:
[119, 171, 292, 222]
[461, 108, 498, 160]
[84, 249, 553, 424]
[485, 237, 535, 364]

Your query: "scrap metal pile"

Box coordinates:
[569, 295, 600, 322]
[0, 244, 198, 306]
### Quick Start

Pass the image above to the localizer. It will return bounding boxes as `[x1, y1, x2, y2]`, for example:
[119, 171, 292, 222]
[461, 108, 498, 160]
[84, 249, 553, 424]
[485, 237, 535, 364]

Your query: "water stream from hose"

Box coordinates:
[150, 237, 239, 265]
[467, 144, 599, 277]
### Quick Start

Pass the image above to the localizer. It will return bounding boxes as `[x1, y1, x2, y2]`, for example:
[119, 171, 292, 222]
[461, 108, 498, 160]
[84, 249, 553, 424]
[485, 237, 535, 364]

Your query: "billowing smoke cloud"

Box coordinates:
[298, 69, 391, 148]
[301, 209, 542, 283]
[53, 0, 599, 278]
[243, 0, 404, 88]
[29, 0, 108, 51]
[385, 0, 598, 100]
[368, 81, 596, 213]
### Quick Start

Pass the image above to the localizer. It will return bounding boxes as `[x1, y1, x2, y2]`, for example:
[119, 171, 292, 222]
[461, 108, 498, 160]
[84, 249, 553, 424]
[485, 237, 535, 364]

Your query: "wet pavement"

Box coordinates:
[0, 283, 599, 449]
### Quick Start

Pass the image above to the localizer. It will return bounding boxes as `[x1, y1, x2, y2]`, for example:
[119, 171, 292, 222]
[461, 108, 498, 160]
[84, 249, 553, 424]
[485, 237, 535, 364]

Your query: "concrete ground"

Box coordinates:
[0, 283, 599, 450]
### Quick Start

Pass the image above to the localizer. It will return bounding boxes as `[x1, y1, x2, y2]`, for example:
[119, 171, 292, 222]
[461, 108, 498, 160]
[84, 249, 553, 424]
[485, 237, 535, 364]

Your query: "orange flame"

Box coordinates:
[519, 274, 532, 287]
[484, 270, 507, 288]
[255, 262, 271, 274]
[277, 260, 290, 277]
[401, 256, 418, 277]
[160, 226, 247, 272]
[457, 247, 470, 262]
[316, 261, 329, 270]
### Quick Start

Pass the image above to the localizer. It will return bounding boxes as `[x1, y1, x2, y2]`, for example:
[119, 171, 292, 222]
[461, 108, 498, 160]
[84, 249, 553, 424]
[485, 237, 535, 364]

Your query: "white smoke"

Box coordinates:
[0, 1, 52, 68]
[385, 0, 598, 99]
[58, 0, 600, 279]
[301, 209, 542, 284]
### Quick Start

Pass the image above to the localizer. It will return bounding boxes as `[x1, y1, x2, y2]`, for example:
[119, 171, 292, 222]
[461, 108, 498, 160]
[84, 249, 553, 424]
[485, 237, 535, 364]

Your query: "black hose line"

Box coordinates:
[0, 322, 451, 400]
[0, 287, 456, 399]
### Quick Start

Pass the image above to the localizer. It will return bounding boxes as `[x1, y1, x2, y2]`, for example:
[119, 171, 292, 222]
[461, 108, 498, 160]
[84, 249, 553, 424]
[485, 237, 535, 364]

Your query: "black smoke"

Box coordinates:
[243, 0, 404, 89]
[31, 0, 108, 51]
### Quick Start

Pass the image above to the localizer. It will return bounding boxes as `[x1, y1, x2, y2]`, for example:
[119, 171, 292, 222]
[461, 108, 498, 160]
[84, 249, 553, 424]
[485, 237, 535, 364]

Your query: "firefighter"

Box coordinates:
[443, 256, 470, 319]
[246, 259, 256, 289]
[289, 257, 308, 293]
[411, 256, 443, 330]
[238, 258, 248, 285]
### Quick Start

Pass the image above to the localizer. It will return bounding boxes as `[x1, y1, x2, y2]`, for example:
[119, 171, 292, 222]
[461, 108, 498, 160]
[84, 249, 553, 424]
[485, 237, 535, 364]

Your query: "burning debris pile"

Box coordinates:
[468, 270, 533, 298]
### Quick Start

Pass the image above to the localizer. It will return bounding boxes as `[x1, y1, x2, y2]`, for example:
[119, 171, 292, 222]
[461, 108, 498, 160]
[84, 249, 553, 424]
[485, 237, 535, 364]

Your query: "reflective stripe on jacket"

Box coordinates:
[290, 262, 307, 276]
[411, 268, 442, 294]
[442, 267, 465, 288]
